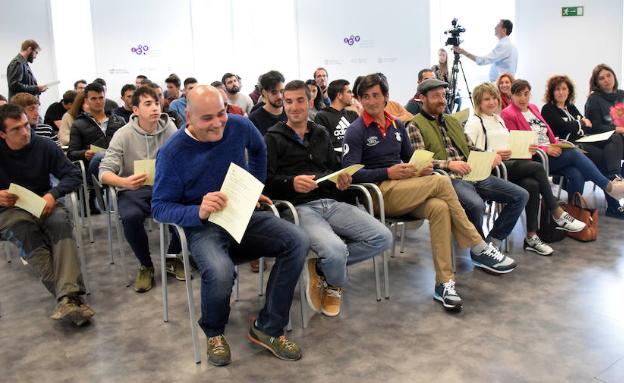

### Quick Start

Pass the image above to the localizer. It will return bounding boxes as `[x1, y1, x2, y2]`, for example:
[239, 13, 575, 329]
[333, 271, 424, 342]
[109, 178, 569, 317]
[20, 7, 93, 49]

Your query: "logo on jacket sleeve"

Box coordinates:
[366, 136, 380, 146]
[395, 132, 402, 142]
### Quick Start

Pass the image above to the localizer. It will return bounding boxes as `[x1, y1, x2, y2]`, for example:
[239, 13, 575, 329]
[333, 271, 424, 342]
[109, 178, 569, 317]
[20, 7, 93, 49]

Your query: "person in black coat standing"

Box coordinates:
[6, 40, 48, 100]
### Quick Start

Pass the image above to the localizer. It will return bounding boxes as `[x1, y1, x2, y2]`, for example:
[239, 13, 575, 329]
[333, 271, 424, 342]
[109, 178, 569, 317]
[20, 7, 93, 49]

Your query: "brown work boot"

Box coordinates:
[305, 258, 324, 313]
[51, 295, 94, 326]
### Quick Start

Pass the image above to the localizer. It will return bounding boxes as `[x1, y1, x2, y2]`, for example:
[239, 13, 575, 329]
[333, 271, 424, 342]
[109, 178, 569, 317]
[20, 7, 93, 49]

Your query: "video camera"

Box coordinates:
[444, 18, 466, 47]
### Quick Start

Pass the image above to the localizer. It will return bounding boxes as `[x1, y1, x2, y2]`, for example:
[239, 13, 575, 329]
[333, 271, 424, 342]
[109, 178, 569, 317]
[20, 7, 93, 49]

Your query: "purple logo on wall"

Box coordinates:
[131, 44, 149, 55]
[344, 35, 360, 46]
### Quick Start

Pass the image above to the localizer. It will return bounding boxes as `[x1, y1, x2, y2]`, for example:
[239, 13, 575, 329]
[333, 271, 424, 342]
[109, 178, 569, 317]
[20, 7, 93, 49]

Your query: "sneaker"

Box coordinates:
[134, 265, 154, 293]
[321, 286, 342, 317]
[165, 257, 186, 281]
[304, 258, 323, 313]
[606, 179, 624, 200]
[247, 322, 302, 361]
[524, 235, 554, 256]
[606, 206, 624, 220]
[207, 335, 231, 366]
[553, 212, 586, 232]
[50, 295, 94, 326]
[433, 279, 463, 311]
[470, 242, 517, 274]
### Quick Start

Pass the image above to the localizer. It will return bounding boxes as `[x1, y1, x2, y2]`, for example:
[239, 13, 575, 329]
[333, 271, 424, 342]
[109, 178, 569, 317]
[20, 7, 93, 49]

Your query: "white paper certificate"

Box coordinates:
[463, 151, 496, 182]
[8, 183, 46, 218]
[575, 131, 614, 143]
[509, 131, 537, 159]
[208, 163, 264, 243]
[315, 164, 364, 184]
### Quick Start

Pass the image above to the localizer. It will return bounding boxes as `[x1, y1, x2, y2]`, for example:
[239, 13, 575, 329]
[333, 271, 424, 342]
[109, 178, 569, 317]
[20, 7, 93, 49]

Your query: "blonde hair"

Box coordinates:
[472, 83, 501, 116]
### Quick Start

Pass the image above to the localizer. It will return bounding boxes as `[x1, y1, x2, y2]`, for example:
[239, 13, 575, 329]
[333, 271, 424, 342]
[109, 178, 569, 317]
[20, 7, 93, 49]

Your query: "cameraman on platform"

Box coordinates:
[452, 19, 518, 82]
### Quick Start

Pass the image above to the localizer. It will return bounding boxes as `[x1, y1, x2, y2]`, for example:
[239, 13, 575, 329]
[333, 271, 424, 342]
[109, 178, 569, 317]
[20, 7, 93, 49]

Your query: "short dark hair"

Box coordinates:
[131, 86, 160, 107]
[136, 74, 148, 81]
[352, 76, 364, 99]
[327, 79, 350, 101]
[284, 80, 311, 100]
[183, 77, 198, 88]
[418, 68, 434, 82]
[221, 73, 237, 84]
[211, 81, 224, 88]
[62, 90, 77, 105]
[21, 39, 40, 51]
[511, 79, 531, 95]
[73, 79, 87, 90]
[85, 82, 105, 96]
[314, 67, 328, 79]
[589, 63, 619, 93]
[500, 19, 513, 35]
[259, 70, 285, 92]
[121, 84, 137, 97]
[165, 74, 181, 88]
[0, 104, 25, 132]
[145, 82, 161, 91]
[93, 78, 107, 87]
[357, 73, 389, 98]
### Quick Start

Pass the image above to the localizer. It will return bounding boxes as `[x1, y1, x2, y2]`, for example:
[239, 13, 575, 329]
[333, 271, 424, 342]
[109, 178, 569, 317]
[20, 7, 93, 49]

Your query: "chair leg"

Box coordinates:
[179, 232, 201, 364]
[390, 224, 398, 258]
[82, 184, 94, 244]
[399, 223, 407, 253]
[258, 257, 264, 297]
[383, 249, 390, 299]
[4, 242, 12, 263]
[372, 255, 381, 302]
[299, 272, 308, 329]
[234, 265, 240, 302]
[160, 224, 169, 323]
[106, 208, 114, 264]
[70, 194, 89, 294]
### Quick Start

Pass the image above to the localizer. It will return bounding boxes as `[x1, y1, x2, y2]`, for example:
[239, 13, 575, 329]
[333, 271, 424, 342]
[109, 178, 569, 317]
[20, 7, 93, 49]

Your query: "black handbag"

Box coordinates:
[537, 200, 567, 243]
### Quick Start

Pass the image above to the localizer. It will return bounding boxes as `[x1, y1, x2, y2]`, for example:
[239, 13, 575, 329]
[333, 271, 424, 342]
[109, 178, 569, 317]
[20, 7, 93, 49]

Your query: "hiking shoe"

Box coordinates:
[321, 286, 342, 317]
[207, 335, 231, 366]
[433, 279, 463, 311]
[304, 258, 323, 313]
[247, 322, 302, 361]
[470, 242, 517, 274]
[553, 212, 585, 232]
[165, 257, 186, 281]
[606, 206, 624, 220]
[524, 235, 554, 256]
[51, 295, 94, 326]
[134, 265, 154, 293]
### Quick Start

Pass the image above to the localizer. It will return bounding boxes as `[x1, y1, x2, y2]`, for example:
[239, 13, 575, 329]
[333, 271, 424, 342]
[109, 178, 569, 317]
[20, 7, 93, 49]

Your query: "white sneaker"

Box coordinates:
[524, 235, 554, 256]
[553, 212, 586, 233]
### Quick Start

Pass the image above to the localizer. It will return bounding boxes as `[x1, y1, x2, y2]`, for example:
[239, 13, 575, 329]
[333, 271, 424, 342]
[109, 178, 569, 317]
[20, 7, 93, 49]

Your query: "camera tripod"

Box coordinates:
[447, 50, 473, 112]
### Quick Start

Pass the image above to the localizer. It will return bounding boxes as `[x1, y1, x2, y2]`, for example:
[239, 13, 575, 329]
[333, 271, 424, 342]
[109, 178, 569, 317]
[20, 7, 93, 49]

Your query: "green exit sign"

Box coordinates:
[562, 6, 584, 16]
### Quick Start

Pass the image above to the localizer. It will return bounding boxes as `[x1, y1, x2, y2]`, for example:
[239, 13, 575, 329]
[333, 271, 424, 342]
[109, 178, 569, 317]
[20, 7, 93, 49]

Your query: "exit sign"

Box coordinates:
[562, 6, 584, 16]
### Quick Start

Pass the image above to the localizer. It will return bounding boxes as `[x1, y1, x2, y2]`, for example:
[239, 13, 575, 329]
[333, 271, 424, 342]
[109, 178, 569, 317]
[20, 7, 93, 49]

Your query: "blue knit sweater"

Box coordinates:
[152, 114, 267, 227]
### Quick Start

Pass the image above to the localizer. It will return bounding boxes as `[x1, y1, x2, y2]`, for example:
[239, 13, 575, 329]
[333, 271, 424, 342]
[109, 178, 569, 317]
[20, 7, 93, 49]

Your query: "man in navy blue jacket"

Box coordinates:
[152, 85, 308, 367]
[0, 103, 94, 326]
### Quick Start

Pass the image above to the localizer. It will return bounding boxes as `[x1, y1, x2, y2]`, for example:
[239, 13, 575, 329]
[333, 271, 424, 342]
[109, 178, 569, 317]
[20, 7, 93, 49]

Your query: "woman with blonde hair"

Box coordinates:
[495, 72, 514, 110]
[465, 82, 585, 255]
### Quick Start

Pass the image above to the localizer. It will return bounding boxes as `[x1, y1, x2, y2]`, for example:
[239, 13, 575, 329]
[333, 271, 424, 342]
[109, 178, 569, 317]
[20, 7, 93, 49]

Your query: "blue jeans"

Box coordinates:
[452, 175, 529, 240]
[87, 152, 105, 182]
[547, 148, 610, 203]
[185, 211, 309, 338]
[296, 199, 392, 287]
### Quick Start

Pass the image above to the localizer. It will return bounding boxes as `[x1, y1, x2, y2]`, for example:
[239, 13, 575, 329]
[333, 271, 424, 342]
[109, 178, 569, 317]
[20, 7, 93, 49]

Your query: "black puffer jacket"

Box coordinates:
[67, 111, 126, 161]
[265, 121, 344, 205]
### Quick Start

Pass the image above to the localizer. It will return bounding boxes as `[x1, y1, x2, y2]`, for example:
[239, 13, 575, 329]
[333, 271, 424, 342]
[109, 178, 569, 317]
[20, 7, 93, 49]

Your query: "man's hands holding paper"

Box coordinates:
[448, 161, 471, 175]
[294, 175, 318, 193]
[41, 193, 56, 216]
[0, 189, 18, 207]
[496, 149, 512, 161]
[199, 192, 228, 220]
[123, 174, 148, 190]
[388, 163, 417, 180]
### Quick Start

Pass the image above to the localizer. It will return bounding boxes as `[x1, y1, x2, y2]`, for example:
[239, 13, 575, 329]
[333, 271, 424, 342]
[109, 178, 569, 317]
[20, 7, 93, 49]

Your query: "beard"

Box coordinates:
[226, 86, 240, 94]
[26, 52, 35, 63]
[268, 99, 283, 108]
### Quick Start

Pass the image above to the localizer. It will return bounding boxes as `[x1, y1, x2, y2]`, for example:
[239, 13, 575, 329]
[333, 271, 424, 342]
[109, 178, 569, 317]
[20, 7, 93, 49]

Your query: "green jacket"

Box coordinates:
[411, 114, 469, 160]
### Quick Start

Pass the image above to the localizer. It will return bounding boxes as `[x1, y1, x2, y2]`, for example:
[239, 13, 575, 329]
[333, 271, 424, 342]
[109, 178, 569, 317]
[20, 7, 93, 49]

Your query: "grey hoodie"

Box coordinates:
[99, 113, 177, 189]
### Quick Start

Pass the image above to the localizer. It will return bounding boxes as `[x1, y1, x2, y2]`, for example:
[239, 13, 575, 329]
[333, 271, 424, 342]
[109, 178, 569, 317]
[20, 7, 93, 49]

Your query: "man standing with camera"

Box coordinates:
[453, 19, 518, 82]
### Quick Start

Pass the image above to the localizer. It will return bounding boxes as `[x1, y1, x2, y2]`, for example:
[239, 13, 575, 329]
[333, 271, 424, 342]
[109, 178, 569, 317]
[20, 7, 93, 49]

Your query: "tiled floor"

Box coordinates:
[1, 190, 624, 383]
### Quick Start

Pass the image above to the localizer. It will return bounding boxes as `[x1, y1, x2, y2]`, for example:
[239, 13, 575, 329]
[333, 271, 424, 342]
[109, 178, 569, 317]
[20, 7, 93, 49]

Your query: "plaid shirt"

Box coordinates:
[406, 112, 480, 175]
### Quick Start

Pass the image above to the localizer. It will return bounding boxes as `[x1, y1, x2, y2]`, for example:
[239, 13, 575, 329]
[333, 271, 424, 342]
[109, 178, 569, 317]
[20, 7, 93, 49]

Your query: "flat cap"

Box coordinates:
[417, 78, 448, 96]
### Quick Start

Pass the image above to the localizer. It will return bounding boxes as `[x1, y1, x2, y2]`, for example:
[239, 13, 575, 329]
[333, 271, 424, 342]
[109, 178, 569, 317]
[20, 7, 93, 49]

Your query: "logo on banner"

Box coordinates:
[343, 35, 360, 46]
[131, 44, 150, 55]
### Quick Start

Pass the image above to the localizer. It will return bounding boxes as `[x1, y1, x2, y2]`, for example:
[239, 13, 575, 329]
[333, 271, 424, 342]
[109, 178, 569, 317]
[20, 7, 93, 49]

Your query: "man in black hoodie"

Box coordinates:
[314, 79, 359, 149]
[0, 103, 94, 326]
[264, 80, 391, 317]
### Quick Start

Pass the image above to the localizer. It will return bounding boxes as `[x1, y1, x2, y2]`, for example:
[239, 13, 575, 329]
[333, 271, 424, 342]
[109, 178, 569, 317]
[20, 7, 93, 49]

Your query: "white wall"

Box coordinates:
[0, 0, 58, 108]
[516, 0, 624, 112]
[295, 0, 430, 104]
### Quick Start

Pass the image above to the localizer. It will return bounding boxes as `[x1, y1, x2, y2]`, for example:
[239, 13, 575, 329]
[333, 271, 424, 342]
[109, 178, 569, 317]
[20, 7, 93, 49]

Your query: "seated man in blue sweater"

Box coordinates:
[342, 74, 515, 311]
[152, 85, 308, 366]
[265, 80, 392, 317]
[0, 103, 95, 326]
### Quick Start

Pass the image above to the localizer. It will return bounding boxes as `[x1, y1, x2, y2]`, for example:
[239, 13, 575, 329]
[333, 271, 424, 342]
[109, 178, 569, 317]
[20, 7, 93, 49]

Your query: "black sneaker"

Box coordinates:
[470, 243, 517, 274]
[433, 279, 462, 311]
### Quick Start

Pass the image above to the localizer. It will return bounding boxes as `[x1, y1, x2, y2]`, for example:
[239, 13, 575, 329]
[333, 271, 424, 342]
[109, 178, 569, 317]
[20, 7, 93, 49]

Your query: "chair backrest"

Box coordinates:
[90, 174, 107, 212]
